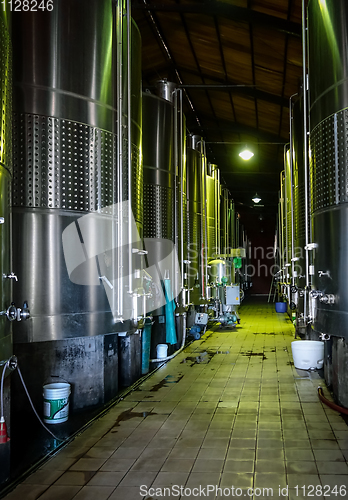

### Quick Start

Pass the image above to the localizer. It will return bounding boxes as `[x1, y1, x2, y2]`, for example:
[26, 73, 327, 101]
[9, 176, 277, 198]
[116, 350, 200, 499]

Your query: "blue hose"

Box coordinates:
[142, 321, 152, 375]
[164, 279, 177, 345]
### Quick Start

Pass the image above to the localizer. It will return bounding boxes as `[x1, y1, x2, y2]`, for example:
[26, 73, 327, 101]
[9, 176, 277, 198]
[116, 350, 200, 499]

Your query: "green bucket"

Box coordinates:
[43, 382, 71, 424]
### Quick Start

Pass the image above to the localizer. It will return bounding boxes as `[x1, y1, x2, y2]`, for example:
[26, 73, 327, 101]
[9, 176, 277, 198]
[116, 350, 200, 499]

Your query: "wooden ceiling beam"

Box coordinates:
[133, 1, 301, 38]
[142, 68, 290, 108]
[187, 114, 288, 143]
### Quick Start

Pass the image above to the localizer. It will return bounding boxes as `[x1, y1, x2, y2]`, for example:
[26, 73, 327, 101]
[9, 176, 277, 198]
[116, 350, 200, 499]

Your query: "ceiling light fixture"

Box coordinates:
[239, 148, 254, 161]
[252, 193, 261, 204]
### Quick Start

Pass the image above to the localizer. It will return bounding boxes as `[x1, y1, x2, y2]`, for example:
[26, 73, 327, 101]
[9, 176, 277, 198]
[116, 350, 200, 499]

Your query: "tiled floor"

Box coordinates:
[3, 299, 348, 499]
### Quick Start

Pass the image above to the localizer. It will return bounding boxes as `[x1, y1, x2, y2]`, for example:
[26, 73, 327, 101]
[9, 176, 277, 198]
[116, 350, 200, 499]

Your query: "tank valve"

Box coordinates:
[0, 301, 30, 321]
[319, 294, 335, 305]
[310, 290, 323, 299]
[18, 301, 30, 321]
[319, 333, 331, 341]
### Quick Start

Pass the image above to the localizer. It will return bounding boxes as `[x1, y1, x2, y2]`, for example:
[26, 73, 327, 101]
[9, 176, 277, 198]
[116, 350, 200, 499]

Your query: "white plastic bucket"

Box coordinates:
[43, 382, 71, 424]
[156, 343, 168, 359]
[291, 340, 324, 370]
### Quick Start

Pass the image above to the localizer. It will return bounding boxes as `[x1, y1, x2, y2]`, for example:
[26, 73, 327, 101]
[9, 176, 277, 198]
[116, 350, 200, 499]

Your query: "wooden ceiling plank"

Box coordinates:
[133, 0, 302, 37]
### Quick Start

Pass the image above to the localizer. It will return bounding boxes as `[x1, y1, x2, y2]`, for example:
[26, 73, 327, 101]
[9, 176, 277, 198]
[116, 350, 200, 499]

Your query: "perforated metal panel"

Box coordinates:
[188, 213, 199, 252]
[294, 182, 306, 242]
[13, 114, 117, 212]
[0, 15, 12, 172]
[310, 109, 348, 213]
[143, 184, 174, 240]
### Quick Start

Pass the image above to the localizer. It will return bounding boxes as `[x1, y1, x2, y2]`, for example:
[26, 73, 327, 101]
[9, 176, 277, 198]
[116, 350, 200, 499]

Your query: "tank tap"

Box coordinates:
[318, 270, 330, 278]
[3, 272, 18, 281]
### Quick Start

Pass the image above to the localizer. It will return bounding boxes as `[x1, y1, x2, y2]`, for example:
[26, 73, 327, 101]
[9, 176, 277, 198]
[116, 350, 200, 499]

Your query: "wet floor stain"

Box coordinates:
[200, 332, 214, 343]
[240, 351, 268, 360]
[149, 374, 184, 392]
[181, 349, 232, 366]
[112, 409, 158, 428]
[287, 361, 294, 366]
[253, 332, 276, 335]
[149, 379, 168, 392]
[181, 352, 212, 365]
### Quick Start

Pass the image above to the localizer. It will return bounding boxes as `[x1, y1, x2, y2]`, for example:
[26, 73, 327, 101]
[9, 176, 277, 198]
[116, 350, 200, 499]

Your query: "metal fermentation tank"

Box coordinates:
[292, 97, 307, 335]
[11, 0, 143, 409]
[186, 136, 206, 305]
[142, 83, 183, 358]
[285, 148, 292, 284]
[308, 0, 348, 405]
[0, 3, 13, 485]
[206, 163, 220, 261]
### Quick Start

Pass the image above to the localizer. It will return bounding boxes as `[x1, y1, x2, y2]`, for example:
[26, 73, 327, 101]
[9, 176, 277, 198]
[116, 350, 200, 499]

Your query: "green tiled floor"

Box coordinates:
[4, 300, 348, 499]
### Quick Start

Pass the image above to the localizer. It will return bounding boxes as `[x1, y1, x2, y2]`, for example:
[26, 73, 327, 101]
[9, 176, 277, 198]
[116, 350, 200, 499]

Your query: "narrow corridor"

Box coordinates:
[3, 300, 348, 500]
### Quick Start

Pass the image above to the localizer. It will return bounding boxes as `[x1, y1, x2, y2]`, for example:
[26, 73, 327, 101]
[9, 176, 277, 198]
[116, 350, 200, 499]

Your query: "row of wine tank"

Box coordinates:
[0, 0, 251, 484]
[276, 0, 348, 407]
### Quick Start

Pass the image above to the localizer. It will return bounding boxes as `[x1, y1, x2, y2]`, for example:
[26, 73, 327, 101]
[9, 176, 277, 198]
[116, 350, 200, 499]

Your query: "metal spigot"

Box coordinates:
[3, 273, 18, 281]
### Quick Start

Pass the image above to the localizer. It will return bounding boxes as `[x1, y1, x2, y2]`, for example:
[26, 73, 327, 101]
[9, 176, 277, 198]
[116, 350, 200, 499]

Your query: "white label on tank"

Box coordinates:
[309, 265, 315, 276]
